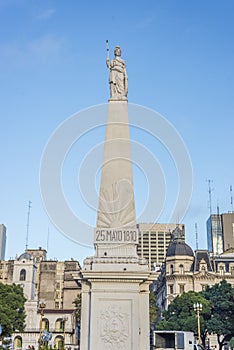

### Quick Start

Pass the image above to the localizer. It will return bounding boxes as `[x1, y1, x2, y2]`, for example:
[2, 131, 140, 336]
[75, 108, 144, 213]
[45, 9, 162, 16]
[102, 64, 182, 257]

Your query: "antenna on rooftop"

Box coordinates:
[206, 179, 214, 215]
[25, 200, 32, 250]
[195, 223, 198, 250]
[46, 228, 50, 253]
[230, 185, 233, 213]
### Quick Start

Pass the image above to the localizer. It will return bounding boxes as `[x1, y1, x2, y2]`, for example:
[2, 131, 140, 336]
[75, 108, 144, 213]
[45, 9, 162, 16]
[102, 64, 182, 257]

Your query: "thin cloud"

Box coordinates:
[37, 8, 55, 20]
[29, 34, 63, 58]
[0, 35, 64, 66]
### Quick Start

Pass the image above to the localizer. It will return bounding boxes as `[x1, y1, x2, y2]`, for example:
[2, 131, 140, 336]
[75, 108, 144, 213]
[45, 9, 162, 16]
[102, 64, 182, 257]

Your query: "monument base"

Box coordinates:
[74, 262, 155, 350]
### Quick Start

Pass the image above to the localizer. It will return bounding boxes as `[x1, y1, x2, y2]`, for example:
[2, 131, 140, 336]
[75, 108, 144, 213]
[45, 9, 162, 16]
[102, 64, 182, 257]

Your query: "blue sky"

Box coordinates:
[1, 0, 234, 262]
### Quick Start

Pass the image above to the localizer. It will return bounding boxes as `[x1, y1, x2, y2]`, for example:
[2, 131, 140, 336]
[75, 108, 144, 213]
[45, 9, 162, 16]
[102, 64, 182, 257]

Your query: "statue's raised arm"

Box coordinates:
[106, 45, 128, 101]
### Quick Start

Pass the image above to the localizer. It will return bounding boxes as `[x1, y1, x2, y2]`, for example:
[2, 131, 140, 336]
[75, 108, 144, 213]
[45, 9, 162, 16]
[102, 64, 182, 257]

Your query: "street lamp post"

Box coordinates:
[63, 316, 68, 350]
[38, 301, 46, 349]
[194, 303, 202, 344]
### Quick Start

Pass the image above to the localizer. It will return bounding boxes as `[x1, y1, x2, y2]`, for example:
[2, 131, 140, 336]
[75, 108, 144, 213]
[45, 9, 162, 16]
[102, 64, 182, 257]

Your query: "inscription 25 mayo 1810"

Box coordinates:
[94, 228, 138, 244]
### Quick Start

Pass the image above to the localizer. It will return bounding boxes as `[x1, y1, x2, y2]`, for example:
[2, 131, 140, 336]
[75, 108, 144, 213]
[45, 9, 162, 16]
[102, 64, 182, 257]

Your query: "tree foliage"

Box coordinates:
[0, 283, 26, 336]
[156, 291, 210, 347]
[202, 280, 234, 350]
[156, 280, 234, 350]
[149, 290, 160, 329]
[73, 293, 81, 325]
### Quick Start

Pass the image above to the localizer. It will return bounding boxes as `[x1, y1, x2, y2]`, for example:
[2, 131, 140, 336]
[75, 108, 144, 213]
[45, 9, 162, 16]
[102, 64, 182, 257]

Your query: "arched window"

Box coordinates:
[14, 336, 22, 350]
[55, 336, 64, 350]
[179, 264, 184, 274]
[170, 264, 174, 274]
[42, 318, 49, 331]
[55, 318, 64, 332]
[19, 269, 26, 281]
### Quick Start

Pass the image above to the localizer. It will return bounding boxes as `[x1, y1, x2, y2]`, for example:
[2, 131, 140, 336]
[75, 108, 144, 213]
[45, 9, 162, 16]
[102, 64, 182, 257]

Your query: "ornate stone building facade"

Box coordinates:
[154, 227, 234, 311]
[0, 248, 81, 350]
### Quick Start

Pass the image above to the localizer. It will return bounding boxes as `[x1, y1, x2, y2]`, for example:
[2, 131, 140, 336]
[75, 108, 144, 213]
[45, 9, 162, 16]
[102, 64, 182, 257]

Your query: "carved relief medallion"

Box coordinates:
[99, 305, 129, 349]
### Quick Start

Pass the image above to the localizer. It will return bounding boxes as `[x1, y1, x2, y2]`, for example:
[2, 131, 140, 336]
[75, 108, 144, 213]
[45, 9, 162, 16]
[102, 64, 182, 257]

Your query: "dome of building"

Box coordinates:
[166, 240, 194, 257]
[18, 252, 32, 261]
[166, 226, 194, 257]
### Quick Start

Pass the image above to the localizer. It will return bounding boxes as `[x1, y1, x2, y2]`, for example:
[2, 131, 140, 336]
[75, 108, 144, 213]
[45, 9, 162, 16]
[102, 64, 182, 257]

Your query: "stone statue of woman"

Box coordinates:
[106, 45, 128, 100]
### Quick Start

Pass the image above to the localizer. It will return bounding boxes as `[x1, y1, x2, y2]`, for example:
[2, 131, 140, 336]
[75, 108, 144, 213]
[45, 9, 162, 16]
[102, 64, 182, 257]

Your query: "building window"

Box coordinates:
[201, 266, 206, 274]
[179, 284, 185, 294]
[231, 267, 234, 276]
[199, 259, 207, 273]
[42, 318, 49, 331]
[170, 264, 174, 274]
[179, 264, 184, 274]
[54, 336, 64, 350]
[219, 266, 224, 275]
[19, 269, 26, 281]
[14, 336, 22, 349]
[56, 318, 65, 332]
[169, 285, 174, 294]
[201, 284, 207, 291]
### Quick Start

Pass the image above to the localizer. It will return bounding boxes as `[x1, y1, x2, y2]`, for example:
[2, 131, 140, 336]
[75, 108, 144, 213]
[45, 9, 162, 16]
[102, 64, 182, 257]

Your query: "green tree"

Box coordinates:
[73, 293, 81, 326]
[149, 290, 160, 330]
[203, 280, 234, 350]
[156, 291, 210, 347]
[0, 283, 26, 337]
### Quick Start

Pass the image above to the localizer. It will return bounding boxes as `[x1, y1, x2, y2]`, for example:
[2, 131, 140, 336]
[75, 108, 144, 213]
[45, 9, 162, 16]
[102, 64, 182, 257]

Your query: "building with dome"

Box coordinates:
[137, 223, 185, 270]
[0, 247, 81, 350]
[154, 227, 234, 311]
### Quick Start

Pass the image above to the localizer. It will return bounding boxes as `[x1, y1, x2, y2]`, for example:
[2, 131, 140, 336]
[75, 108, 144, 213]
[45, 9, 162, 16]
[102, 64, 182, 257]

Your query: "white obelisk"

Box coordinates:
[76, 45, 154, 350]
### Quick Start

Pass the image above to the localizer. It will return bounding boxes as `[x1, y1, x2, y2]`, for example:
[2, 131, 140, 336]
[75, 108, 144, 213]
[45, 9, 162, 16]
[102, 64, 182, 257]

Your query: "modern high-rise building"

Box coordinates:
[207, 215, 223, 255]
[0, 224, 6, 260]
[137, 223, 185, 270]
[222, 213, 234, 251]
[207, 212, 234, 255]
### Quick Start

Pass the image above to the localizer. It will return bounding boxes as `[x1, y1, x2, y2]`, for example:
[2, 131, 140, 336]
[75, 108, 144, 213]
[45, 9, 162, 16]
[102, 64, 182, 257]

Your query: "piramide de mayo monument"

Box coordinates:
[75, 45, 155, 350]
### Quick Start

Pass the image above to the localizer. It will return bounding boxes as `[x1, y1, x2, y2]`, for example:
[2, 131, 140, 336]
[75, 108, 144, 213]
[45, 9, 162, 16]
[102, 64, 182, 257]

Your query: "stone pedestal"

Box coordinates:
[76, 268, 152, 350]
